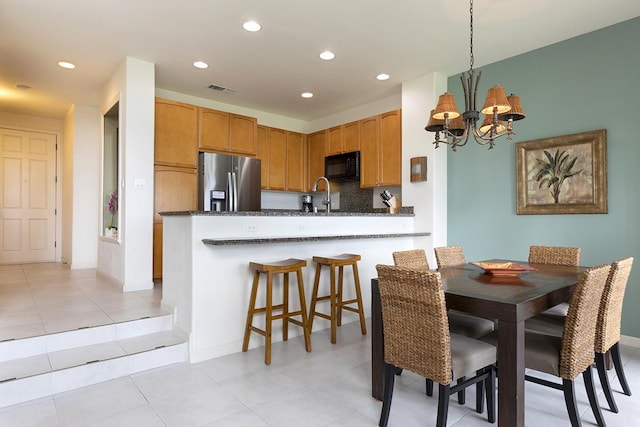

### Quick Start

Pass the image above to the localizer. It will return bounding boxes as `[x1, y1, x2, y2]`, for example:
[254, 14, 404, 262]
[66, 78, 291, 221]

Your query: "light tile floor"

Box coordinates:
[1, 263, 640, 426]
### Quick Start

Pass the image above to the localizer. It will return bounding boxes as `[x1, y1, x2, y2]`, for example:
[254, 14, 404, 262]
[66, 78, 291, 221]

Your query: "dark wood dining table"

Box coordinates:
[370, 261, 586, 427]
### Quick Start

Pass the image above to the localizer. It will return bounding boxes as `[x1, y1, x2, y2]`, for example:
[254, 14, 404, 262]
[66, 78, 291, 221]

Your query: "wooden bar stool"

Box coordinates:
[309, 253, 367, 344]
[242, 258, 312, 365]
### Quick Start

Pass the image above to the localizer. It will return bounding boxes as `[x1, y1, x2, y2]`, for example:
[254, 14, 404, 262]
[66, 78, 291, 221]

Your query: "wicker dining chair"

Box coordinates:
[492, 264, 611, 427]
[528, 245, 581, 317]
[376, 264, 496, 427]
[525, 257, 634, 413]
[434, 245, 467, 269]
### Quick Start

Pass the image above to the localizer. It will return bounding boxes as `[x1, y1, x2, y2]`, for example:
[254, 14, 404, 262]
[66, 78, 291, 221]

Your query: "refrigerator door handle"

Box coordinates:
[231, 172, 239, 211]
[226, 172, 233, 211]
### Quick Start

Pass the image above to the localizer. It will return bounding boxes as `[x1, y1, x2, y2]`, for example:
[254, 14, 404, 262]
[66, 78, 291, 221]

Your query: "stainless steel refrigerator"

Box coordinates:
[198, 152, 261, 212]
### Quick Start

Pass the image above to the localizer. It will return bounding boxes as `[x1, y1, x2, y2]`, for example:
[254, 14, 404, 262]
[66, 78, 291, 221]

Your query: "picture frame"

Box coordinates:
[515, 129, 607, 215]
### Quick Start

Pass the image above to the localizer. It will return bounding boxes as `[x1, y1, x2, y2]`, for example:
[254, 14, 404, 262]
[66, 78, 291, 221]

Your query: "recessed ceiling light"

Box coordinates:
[193, 61, 209, 69]
[242, 20, 261, 32]
[376, 73, 390, 81]
[301, 92, 314, 98]
[319, 51, 335, 60]
[16, 84, 31, 90]
[57, 61, 76, 69]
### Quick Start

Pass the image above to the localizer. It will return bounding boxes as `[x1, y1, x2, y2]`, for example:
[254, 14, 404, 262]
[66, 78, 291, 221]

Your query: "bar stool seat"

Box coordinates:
[242, 258, 312, 365]
[309, 253, 367, 344]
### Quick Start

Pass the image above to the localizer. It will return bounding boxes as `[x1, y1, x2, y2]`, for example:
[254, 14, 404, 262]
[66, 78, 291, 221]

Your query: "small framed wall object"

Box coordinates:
[410, 156, 427, 182]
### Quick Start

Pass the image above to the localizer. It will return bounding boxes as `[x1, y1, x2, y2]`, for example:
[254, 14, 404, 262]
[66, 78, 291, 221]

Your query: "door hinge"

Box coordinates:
[55, 208, 57, 215]
[54, 241, 57, 248]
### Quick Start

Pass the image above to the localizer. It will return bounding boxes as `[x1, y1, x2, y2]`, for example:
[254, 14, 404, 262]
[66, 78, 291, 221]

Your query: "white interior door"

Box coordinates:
[0, 128, 57, 264]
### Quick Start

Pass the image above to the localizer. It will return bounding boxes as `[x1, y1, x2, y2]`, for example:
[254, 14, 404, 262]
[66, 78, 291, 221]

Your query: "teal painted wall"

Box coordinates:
[447, 17, 640, 337]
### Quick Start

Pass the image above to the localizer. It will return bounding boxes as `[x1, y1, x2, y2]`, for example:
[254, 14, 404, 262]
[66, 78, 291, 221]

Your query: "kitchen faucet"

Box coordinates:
[312, 176, 331, 213]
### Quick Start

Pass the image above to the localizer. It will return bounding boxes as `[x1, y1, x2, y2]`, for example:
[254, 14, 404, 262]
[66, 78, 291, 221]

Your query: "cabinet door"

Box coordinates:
[267, 128, 287, 191]
[307, 130, 327, 191]
[359, 115, 380, 188]
[154, 98, 198, 168]
[343, 120, 360, 153]
[286, 132, 305, 192]
[153, 165, 198, 279]
[256, 126, 269, 189]
[229, 113, 257, 155]
[199, 107, 230, 151]
[327, 126, 343, 156]
[379, 110, 401, 186]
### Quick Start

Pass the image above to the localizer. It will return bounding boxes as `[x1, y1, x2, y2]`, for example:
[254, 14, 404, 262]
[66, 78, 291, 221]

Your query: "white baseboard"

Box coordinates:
[620, 334, 640, 348]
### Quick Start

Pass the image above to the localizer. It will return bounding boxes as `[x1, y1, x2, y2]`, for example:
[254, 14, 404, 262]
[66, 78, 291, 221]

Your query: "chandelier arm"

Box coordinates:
[460, 74, 470, 112]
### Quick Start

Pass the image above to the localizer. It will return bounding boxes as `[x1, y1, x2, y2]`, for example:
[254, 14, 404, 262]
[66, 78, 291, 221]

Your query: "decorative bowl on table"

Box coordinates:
[471, 261, 536, 277]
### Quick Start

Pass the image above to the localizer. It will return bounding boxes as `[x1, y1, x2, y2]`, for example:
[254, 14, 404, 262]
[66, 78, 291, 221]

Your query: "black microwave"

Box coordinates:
[325, 151, 360, 181]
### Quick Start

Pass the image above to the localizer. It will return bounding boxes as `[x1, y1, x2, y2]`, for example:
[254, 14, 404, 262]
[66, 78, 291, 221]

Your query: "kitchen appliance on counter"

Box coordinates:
[198, 152, 261, 212]
[301, 194, 313, 212]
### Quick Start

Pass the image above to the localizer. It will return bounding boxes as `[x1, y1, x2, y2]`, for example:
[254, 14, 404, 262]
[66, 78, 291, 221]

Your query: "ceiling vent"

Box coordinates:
[208, 84, 236, 94]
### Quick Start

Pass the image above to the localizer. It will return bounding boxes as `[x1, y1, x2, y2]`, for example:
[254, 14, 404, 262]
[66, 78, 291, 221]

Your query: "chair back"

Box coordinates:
[559, 264, 610, 379]
[392, 249, 430, 270]
[376, 264, 452, 385]
[595, 257, 634, 354]
[529, 245, 580, 266]
[434, 246, 466, 269]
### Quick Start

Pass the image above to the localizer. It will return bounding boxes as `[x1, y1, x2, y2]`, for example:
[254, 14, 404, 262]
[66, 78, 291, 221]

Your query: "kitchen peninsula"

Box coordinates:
[160, 209, 429, 362]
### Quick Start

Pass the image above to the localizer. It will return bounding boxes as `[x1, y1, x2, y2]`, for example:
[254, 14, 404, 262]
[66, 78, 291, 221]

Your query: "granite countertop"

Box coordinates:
[161, 207, 414, 217]
[203, 231, 430, 246]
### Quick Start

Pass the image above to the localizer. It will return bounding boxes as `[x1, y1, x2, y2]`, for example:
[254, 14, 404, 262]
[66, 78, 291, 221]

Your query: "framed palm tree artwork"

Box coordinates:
[516, 129, 607, 214]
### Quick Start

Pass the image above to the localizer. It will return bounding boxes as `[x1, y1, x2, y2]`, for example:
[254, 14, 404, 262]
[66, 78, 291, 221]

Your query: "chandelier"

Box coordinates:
[425, 0, 525, 151]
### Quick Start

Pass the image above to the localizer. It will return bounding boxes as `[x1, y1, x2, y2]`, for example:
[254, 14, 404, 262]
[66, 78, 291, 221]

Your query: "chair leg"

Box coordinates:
[337, 266, 344, 326]
[308, 263, 322, 332]
[475, 369, 485, 414]
[282, 272, 289, 341]
[242, 271, 260, 352]
[436, 383, 451, 427]
[329, 266, 338, 344]
[584, 366, 607, 427]
[457, 376, 466, 404]
[426, 378, 433, 396]
[485, 366, 496, 423]
[562, 379, 582, 427]
[611, 342, 632, 396]
[595, 352, 618, 413]
[295, 267, 312, 352]
[264, 272, 273, 365]
[351, 261, 367, 335]
[379, 363, 396, 427]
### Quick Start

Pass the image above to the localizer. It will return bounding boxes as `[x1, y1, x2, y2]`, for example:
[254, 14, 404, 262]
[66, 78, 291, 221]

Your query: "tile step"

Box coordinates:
[0, 315, 188, 408]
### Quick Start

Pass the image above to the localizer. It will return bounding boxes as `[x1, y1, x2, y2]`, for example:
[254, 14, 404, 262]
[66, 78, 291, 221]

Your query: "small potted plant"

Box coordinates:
[106, 191, 118, 238]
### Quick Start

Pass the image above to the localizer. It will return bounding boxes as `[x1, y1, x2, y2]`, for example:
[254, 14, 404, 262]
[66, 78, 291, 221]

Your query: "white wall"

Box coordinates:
[400, 73, 448, 266]
[66, 105, 100, 269]
[121, 57, 155, 291]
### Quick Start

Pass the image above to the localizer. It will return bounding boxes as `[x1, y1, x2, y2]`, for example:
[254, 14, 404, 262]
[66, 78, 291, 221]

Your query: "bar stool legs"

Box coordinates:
[309, 253, 367, 344]
[243, 258, 311, 365]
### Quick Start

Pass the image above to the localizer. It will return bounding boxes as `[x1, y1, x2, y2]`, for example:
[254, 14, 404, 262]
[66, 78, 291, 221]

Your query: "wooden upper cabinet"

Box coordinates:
[199, 107, 230, 152]
[359, 115, 380, 188]
[267, 128, 287, 191]
[229, 113, 257, 155]
[342, 120, 360, 153]
[198, 107, 257, 156]
[256, 126, 269, 189]
[359, 110, 401, 188]
[326, 121, 360, 156]
[379, 110, 401, 186]
[307, 130, 327, 191]
[154, 98, 198, 168]
[286, 132, 305, 192]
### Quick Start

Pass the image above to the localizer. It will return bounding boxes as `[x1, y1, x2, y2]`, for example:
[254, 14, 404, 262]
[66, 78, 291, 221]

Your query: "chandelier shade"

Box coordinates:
[425, 0, 525, 151]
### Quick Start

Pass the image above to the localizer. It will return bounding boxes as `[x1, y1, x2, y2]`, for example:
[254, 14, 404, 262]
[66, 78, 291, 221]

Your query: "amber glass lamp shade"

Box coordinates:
[433, 92, 461, 120]
[449, 114, 466, 137]
[498, 94, 526, 121]
[479, 114, 506, 134]
[480, 85, 511, 115]
[425, 109, 444, 132]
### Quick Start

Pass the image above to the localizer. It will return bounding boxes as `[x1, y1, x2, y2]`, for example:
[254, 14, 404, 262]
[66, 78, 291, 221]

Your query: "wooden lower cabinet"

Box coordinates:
[153, 165, 198, 279]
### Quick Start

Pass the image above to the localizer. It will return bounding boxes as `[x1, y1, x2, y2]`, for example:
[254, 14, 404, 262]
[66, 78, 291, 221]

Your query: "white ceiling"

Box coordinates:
[1, 0, 639, 121]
